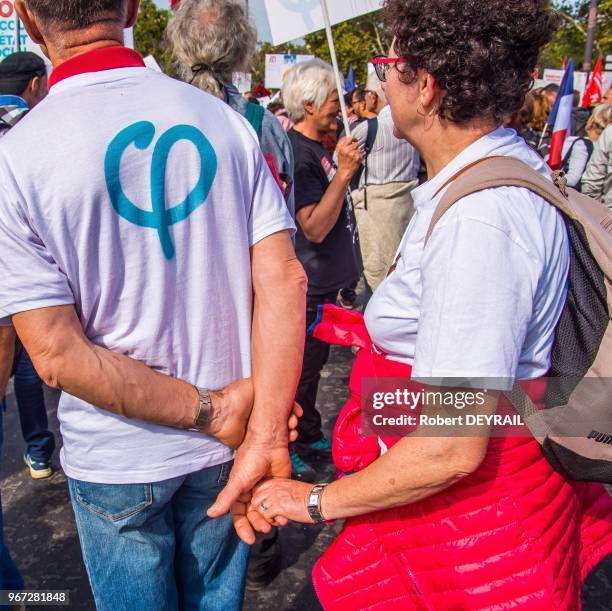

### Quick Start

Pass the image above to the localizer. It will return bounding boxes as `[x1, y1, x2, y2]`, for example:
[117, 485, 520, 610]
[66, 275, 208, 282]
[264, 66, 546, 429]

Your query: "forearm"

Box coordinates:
[13, 307, 199, 429]
[0, 326, 15, 397]
[320, 434, 487, 520]
[300, 172, 352, 243]
[249, 233, 307, 443]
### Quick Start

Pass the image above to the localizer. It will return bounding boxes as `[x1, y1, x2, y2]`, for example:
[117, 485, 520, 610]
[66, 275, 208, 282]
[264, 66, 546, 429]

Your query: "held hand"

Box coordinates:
[207, 436, 292, 544]
[208, 379, 254, 449]
[336, 136, 363, 180]
[251, 479, 316, 524]
[208, 380, 302, 449]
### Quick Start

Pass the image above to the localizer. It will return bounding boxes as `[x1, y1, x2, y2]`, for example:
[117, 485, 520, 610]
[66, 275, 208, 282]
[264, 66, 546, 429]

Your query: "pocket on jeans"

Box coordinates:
[216, 461, 232, 486]
[73, 480, 153, 522]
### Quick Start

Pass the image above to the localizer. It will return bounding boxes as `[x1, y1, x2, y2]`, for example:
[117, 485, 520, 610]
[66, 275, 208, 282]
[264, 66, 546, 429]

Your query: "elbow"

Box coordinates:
[302, 228, 326, 244]
[32, 355, 63, 390]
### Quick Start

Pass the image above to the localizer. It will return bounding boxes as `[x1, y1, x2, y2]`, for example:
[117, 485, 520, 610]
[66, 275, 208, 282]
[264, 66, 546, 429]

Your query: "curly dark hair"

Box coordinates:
[384, 0, 558, 124]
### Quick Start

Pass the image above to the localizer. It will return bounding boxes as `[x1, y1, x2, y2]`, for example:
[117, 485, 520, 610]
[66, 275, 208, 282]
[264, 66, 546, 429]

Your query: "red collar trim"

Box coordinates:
[49, 46, 145, 89]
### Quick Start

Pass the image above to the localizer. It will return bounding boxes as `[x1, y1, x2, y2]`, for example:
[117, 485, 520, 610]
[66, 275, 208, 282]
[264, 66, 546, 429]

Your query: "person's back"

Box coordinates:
[0, 50, 290, 480]
[0, 3, 304, 605]
[582, 124, 612, 209]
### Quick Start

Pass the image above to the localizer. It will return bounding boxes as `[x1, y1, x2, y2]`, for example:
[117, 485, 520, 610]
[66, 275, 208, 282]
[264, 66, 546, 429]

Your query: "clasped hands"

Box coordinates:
[204, 379, 318, 543]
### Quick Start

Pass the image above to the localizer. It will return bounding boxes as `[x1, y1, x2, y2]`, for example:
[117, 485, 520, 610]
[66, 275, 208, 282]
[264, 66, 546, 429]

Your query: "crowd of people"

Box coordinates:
[0, 0, 611, 610]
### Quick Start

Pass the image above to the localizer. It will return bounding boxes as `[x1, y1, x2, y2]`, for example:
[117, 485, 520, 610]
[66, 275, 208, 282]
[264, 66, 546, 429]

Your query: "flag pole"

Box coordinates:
[538, 124, 548, 150]
[320, 0, 351, 136]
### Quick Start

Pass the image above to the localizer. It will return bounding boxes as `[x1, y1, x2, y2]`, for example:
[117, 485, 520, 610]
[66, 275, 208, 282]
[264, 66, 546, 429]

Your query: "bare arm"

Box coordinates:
[252, 390, 499, 522]
[297, 137, 361, 244]
[208, 230, 307, 540]
[12, 306, 250, 446]
[0, 326, 15, 398]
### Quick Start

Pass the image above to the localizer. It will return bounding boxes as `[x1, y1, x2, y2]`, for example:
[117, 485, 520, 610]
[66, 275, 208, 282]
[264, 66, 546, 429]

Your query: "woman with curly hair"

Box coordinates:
[250, 0, 612, 608]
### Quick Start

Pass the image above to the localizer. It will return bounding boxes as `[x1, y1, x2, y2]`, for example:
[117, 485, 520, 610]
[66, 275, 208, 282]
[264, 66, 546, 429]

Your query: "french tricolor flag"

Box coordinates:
[547, 59, 574, 171]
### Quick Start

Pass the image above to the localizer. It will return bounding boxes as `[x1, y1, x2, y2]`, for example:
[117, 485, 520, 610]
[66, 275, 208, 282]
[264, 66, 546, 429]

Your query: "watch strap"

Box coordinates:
[188, 387, 213, 432]
[307, 483, 328, 524]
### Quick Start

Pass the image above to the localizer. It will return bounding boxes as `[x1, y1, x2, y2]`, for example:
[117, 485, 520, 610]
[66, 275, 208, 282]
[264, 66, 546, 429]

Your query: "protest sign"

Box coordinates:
[543, 68, 589, 100]
[263, 0, 383, 45]
[0, 1, 48, 63]
[232, 72, 253, 94]
[265, 54, 314, 89]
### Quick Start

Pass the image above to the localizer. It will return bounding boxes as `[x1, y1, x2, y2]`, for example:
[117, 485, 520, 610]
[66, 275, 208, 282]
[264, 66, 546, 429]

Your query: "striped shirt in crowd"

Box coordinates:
[352, 105, 420, 188]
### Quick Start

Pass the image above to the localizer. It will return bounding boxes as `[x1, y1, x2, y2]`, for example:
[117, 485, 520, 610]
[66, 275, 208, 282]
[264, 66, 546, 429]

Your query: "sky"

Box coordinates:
[153, 0, 273, 41]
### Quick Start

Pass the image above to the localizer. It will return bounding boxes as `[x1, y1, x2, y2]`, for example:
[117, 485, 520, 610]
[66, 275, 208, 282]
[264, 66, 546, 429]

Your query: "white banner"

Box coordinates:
[542, 68, 589, 100]
[232, 72, 253, 94]
[265, 53, 314, 89]
[263, 0, 383, 45]
[0, 1, 50, 65]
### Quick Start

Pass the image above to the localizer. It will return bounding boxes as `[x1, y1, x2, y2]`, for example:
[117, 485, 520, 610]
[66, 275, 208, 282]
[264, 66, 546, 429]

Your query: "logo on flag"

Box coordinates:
[547, 59, 574, 171]
[582, 56, 604, 107]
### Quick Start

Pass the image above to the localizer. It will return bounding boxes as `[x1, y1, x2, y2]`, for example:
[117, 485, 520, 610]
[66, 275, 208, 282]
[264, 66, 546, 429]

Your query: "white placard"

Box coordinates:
[232, 72, 252, 94]
[263, 0, 383, 45]
[144, 55, 162, 72]
[543, 68, 589, 99]
[265, 53, 314, 89]
[0, 1, 50, 66]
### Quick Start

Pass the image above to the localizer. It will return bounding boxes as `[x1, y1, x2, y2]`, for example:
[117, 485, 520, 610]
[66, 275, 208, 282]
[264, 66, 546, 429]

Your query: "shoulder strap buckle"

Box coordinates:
[551, 170, 569, 199]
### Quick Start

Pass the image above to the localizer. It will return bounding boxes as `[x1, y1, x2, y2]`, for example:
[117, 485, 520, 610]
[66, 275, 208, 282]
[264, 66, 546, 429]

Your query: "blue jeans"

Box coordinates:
[13, 351, 54, 462]
[0, 401, 24, 596]
[68, 461, 248, 611]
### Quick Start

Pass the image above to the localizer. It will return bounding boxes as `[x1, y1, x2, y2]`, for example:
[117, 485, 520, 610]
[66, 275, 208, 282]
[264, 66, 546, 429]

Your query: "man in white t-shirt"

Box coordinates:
[0, 1, 306, 608]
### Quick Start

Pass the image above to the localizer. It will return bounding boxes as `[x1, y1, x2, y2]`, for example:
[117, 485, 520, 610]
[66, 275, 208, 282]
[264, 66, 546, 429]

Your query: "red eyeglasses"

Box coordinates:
[371, 56, 408, 82]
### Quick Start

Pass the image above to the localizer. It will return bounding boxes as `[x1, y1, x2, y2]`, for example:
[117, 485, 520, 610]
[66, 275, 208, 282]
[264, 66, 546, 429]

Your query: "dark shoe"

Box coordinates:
[24, 453, 52, 479]
[293, 436, 333, 458]
[290, 450, 317, 482]
[246, 530, 281, 592]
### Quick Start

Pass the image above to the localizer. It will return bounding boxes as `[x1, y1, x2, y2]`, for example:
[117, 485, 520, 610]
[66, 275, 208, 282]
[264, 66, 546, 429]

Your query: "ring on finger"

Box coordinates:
[260, 501, 269, 512]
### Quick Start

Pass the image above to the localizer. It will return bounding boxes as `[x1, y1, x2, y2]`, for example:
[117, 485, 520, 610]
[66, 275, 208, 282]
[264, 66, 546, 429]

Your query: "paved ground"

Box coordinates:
[1, 342, 610, 610]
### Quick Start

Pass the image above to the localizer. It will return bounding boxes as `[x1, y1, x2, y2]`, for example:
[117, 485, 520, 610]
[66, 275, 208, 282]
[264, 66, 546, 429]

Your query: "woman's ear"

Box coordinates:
[303, 101, 315, 116]
[420, 72, 437, 110]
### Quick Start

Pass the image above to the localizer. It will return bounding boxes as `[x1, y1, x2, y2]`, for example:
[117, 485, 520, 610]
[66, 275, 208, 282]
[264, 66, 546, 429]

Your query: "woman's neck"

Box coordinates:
[418, 117, 499, 180]
[294, 119, 324, 142]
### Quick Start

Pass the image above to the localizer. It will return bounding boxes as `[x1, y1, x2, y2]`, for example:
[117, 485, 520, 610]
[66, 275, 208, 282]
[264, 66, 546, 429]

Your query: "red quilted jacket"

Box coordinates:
[310, 305, 612, 610]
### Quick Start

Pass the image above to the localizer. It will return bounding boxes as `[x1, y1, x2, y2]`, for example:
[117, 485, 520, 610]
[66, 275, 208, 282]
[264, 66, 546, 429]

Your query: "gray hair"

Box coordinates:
[590, 103, 612, 134]
[166, 0, 257, 99]
[366, 71, 386, 105]
[281, 59, 337, 123]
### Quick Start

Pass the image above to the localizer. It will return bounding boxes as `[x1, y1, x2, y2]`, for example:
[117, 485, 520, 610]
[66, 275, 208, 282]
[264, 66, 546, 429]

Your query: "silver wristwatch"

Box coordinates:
[307, 483, 329, 523]
[188, 387, 213, 432]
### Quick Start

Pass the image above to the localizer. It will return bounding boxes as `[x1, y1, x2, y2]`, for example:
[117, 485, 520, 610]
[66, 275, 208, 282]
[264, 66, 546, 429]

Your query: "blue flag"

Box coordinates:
[345, 64, 356, 93]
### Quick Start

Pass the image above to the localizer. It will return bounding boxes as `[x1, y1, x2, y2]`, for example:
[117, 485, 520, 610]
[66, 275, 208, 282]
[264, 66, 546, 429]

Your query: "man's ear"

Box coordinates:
[15, 0, 44, 44]
[125, 0, 141, 28]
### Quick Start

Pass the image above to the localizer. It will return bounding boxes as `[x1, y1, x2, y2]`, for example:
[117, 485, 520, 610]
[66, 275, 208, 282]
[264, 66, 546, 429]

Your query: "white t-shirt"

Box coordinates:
[0, 56, 295, 483]
[365, 127, 569, 390]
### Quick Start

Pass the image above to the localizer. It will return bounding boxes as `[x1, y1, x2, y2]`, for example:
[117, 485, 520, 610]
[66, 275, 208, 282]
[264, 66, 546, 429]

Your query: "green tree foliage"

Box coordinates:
[133, 0, 174, 74]
[541, 1, 611, 70]
[303, 12, 390, 84]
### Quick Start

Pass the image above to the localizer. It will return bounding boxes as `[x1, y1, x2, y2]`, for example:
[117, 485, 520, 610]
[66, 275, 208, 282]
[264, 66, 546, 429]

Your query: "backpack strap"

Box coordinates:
[363, 118, 379, 210]
[364, 118, 379, 156]
[424, 156, 571, 245]
[244, 102, 265, 141]
[562, 137, 594, 166]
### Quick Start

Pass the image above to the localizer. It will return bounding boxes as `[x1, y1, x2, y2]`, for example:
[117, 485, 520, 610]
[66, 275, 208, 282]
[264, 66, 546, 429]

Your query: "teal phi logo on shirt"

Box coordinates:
[104, 121, 218, 260]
